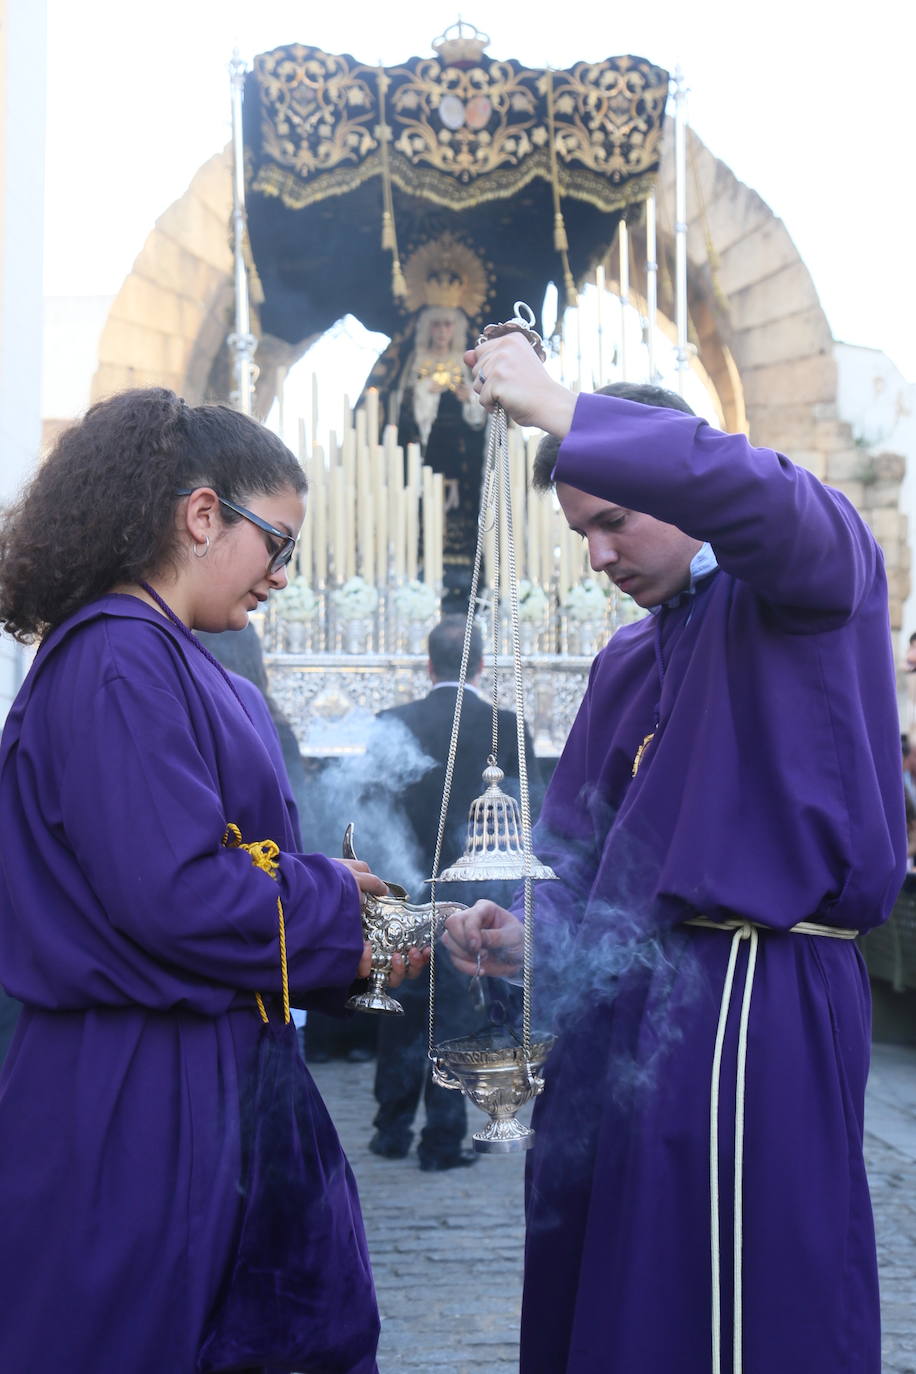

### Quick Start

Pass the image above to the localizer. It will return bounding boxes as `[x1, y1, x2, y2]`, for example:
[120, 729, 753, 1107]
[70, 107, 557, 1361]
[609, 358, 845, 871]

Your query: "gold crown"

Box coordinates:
[402, 233, 490, 316]
[432, 21, 490, 66]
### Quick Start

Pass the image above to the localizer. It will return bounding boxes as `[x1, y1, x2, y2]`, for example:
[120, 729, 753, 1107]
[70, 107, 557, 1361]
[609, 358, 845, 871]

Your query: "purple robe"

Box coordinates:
[521, 395, 906, 1373]
[0, 596, 377, 1373]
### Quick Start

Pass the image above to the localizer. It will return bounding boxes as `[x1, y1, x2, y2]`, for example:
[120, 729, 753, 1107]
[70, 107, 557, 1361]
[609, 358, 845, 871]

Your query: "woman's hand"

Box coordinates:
[334, 856, 389, 899]
[442, 900, 524, 977]
[464, 332, 576, 436]
[335, 859, 430, 985]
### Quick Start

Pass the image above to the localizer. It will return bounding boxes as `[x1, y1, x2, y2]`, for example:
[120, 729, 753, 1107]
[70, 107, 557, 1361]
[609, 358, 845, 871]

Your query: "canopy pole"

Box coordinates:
[645, 193, 658, 382]
[673, 66, 690, 396]
[229, 50, 257, 415]
[595, 262, 606, 385]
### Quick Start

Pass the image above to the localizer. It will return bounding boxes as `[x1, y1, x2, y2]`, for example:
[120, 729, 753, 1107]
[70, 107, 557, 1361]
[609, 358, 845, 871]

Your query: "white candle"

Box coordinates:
[330, 468, 346, 585]
[358, 444, 374, 581]
[376, 460, 390, 585]
[559, 524, 570, 603]
[422, 466, 435, 588]
[342, 429, 356, 581]
[366, 387, 379, 445]
[539, 492, 551, 591]
[312, 444, 327, 586]
[525, 436, 539, 585]
[432, 471, 445, 590]
[405, 480, 418, 581]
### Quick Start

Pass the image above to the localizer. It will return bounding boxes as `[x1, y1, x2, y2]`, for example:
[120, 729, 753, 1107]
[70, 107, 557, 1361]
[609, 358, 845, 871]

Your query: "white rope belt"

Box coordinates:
[682, 916, 858, 1374]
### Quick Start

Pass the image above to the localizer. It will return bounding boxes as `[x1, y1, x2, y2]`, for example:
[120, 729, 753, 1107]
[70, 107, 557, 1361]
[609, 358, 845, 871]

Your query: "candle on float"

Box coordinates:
[355, 407, 368, 454]
[373, 456, 390, 585]
[595, 262, 606, 385]
[509, 430, 526, 584]
[341, 428, 357, 581]
[432, 471, 445, 590]
[558, 504, 571, 603]
[330, 467, 346, 585]
[299, 453, 314, 587]
[541, 490, 554, 592]
[311, 443, 327, 586]
[498, 474, 511, 605]
[358, 443, 375, 581]
[382, 426, 400, 582]
[366, 387, 379, 446]
[525, 434, 540, 586]
[421, 465, 435, 588]
[404, 484, 417, 582]
[386, 468, 400, 583]
[405, 442, 420, 581]
[406, 440, 421, 498]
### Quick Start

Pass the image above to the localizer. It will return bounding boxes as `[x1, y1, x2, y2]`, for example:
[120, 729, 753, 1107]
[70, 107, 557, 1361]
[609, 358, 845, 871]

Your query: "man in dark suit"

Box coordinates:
[368, 615, 541, 1169]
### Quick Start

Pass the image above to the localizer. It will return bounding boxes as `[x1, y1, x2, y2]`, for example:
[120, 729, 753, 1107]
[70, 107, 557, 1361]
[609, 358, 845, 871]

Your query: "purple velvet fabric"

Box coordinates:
[519, 395, 906, 1373]
[0, 596, 377, 1374]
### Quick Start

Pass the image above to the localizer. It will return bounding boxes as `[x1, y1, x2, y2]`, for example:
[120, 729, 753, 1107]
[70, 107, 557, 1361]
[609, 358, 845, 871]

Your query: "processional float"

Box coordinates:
[228, 23, 691, 1148]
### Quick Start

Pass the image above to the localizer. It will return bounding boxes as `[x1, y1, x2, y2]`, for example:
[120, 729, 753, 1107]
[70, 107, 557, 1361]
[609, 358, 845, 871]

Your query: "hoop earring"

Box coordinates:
[193, 536, 210, 558]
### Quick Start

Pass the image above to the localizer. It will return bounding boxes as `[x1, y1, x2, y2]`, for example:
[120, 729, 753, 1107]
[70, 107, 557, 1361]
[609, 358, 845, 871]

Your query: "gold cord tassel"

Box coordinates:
[377, 65, 404, 302]
[223, 823, 290, 1026]
[546, 69, 576, 303]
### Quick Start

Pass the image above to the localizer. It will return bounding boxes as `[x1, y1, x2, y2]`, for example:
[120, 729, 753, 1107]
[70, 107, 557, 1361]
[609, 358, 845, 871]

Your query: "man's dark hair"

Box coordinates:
[428, 614, 483, 681]
[531, 381, 697, 492]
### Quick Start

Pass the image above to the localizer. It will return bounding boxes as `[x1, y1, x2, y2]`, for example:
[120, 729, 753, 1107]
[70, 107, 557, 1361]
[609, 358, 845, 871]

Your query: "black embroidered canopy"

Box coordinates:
[242, 29, 669, 346]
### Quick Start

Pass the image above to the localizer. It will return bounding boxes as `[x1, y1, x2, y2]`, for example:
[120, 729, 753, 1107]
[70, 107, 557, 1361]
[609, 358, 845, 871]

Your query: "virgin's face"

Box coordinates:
[429, 317, 455, 351]
[194, 485, 305, 632]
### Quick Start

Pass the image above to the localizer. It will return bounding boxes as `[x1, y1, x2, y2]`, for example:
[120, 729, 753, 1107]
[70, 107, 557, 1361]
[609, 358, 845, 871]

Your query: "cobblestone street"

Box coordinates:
[311, 1041, 916, 1374]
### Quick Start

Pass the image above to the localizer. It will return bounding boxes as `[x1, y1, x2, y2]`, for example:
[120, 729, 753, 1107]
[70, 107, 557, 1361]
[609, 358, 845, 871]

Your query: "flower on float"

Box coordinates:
[393, 579, 439, 623]
[561, 577, 610, 622]
[516, 579, 549, 623]
[333, 575, 379, 621]
[274, 575, 318, 622]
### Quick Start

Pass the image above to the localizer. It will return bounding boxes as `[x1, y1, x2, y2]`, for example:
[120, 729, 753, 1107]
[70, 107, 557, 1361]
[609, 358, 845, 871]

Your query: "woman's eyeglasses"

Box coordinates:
[176, 489, 297, 574]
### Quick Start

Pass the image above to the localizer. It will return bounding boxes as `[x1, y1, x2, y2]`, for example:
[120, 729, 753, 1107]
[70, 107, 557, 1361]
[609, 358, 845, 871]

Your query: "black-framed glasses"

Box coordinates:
[176, 489, 297, 574]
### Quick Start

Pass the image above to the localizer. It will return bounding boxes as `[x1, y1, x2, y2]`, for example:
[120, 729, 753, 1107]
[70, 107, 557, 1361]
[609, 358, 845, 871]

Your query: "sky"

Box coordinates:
[43, 0, 916, 382]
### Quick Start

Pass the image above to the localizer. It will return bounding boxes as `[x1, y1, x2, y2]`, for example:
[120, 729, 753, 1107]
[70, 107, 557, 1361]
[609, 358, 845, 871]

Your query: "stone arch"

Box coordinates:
[91, 127, 908, 626]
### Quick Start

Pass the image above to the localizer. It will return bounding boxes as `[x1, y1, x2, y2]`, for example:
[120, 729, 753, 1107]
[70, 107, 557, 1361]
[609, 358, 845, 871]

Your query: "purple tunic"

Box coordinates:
[0, 596, 376, 1373]
[521, 396, 906, 1373]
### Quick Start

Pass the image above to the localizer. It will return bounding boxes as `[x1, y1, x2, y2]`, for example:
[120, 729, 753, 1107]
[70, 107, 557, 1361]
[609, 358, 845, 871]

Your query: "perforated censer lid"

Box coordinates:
[434, 760, 558, 883]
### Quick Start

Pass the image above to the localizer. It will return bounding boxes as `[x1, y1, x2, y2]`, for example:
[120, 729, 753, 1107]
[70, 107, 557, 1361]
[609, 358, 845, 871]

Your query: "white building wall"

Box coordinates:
[0, 0, 47, 711]
[835, 342, 916, 727]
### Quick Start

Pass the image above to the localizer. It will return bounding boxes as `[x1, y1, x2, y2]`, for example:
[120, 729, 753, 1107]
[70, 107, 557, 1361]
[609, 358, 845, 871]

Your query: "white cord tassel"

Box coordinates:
[708, 921, 758, 1374]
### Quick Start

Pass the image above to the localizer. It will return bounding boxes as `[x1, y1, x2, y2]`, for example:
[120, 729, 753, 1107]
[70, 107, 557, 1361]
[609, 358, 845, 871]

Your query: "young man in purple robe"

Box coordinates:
[444, 333, 906, 1374]
[0, 389, 424, 1374]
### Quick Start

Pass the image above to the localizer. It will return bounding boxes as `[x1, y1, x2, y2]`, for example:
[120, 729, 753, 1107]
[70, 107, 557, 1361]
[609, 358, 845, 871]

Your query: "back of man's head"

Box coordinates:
[428, 615, 483, 682]
[532, 381, 697, 492]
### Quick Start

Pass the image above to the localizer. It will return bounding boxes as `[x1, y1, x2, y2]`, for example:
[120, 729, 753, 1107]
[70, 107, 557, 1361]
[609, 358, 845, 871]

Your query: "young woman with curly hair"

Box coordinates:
[0, 389, 411, 1373]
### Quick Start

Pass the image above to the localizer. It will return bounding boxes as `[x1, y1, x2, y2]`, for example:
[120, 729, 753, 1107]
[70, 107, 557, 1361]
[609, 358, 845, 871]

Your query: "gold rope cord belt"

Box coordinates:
[682, 915, 858, 1374]
[223, 823, 290, 1026]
